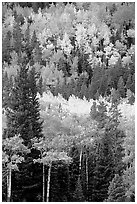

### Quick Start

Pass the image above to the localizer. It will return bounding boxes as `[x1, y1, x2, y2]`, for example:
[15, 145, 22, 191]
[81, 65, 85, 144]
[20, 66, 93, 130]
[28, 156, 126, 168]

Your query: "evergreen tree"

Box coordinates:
[6, 57, 43, 146]
[32, 42, 42, 64]
[38, 76, 43, 97]
[30, 31, 38, 52]
[105, 102, 125, 175]
[126, 89, 135, 105]
[68, 78, 76, 96]
[110, 88, 120, 103]
[106, 174, 126, 202]
[28, 67, 43, 140]
[130, 73, 135, 93]
[80, 83, 88, 99]
[117, 76, 126, 98]
[2, 71, 12, 108]
[126, 74, 132, 90]
[2, 31, 12, 63]
[92, 140, 114, 202]
[73, 177, 85, 202]
[23, 25, 32, 63]
[5, 58, 43, 201]
[12, 21, 23, 56]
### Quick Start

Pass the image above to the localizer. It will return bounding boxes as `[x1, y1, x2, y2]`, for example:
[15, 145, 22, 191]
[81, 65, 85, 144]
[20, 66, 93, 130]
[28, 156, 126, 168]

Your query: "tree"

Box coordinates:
[106, 174, 126, 202]
[120, 114, 135, 201]
[73, 177, 85, 201]
[4, 59, 44, 201]
[28, 66, 43, 140]
[32, 136, 72, 202]
[38, 76, 44, 96]
[2, 135, 30, 202]
[91, 139, 114, 202]
[2, 71, 13, 109]
[126, 74, 132, 90]
[12, 21, 23, 56]
[6, 60, 43, 146]
[80, 83, 88, 99]
[2, 31, 12, 63]
[117, 76, 126, 98]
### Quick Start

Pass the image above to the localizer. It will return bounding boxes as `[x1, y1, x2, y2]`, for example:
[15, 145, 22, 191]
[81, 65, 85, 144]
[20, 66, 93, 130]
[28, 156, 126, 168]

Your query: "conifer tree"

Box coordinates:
[126, 74, 132, 90]
[33, 42, 42, 64]
[30, 31, 38, 52]
[2, 71, 12, 108]
[12, 21, 23, 56]
[73, 177, 85, 202]
[38, 76, 44, 96]
[80, 83, 88, 99]
[130, 73, 135, 93]
[92, 140, 114, 202]
[2, 31, 12, 63]
[117, 76, 126, 98]
[105, 102, 125, 175]
[106, 174, 126, 202]
[6, 57, 43, 146]
[28, 67, 43, 140]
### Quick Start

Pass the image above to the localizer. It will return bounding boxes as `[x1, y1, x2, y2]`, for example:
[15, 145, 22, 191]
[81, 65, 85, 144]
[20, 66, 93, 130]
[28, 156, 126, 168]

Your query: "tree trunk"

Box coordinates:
[79, 148, 82, 175]
[86, 152, 88, 201]
[7, 167, 12, 202]
[46, 163, 52, 202]
[43, 163, 45, 202]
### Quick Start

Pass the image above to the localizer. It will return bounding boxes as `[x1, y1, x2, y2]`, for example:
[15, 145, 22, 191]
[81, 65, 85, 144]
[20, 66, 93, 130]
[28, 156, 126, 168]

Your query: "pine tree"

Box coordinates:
[5, 57, 44, 201]
[73, 177, 85, 202]
[110, 88, 120, 103]
[106, 174, 126, 202]
[80, 83, 88, 99]
[130, 73, 135, 93]
[33, 42, 42, 64]
[30, 31, 38, 52]
[12, 21, 23, 56]
[117, 76, 126, 98]
[2, 31, 12, 63]
[28, 66, 43, 140]
[2, 71, 12, 109]
[126, 74, 132, 90]
[38, 76, 43, 96]
[6, 57, 43, 146]
[23, 25, 32, 63]
[92, 140, 114, 202]
[105, 102, 125, 175]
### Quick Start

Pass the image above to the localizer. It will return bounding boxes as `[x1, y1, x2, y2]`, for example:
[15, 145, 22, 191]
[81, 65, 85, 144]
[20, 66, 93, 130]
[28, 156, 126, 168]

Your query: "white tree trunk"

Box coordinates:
[46, 163, 52, 202]
[7, 167, 12, 202]
[79, 148, 82, 175]
[85, 152, 88, 201]
[43, 163, 45, 202]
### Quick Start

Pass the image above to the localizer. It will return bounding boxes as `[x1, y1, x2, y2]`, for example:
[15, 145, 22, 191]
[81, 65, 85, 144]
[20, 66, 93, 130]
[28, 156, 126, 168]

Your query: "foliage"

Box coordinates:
[2, 2, 135, 100]
[2, 2, 135, 202]
[106, 174, 126, 202]
[118, 102, 135, 201]
[73, 177, 85, 201]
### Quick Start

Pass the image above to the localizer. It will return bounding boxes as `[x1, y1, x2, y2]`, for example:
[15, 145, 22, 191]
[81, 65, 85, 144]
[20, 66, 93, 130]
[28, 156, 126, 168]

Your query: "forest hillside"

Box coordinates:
[2, 2, 135, 202]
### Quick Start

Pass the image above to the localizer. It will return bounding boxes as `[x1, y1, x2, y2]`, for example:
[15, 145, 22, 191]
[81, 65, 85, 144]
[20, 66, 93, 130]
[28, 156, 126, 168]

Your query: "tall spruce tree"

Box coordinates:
[91, 139, 114, 202]
[106, 174, 126, 202]
[5, 56, 43, 201]
[6, 56, 43, 146]
[117, 76, 126, 98]
[12, 21, 23, 56]
[2, 31, 12, 63]
[73, 177, 85, 202]
[28, 66, 43, 140]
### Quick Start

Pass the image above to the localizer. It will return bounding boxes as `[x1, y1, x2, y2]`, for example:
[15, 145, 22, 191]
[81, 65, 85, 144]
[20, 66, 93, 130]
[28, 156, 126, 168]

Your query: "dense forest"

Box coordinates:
[2, 2, 135, 202]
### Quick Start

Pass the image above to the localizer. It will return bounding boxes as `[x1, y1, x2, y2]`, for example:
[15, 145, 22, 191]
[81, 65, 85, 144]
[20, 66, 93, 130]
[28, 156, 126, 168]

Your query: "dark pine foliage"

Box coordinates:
[106, 174, 126, 202]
